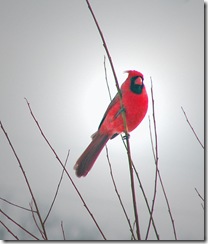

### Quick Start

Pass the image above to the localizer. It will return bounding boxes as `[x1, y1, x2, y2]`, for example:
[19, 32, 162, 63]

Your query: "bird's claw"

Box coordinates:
[122, 133, 130, 140]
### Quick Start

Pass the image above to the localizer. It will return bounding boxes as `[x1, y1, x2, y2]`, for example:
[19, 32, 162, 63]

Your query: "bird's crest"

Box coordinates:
[124, 70, 144, 79]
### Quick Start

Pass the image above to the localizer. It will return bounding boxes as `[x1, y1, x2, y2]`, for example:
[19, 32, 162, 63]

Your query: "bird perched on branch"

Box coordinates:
[74, 70, 148, 177]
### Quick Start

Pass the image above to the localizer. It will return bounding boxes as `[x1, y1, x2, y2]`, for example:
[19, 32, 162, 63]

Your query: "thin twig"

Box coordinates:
[0, 121, 48, 240]
[24, 98, 106, 240]
[194, 188, 204, 202]
[105, 146, 136, 240]
[29, 201, 45, 240]
[132, 163, 160, 240]
[103, 56, 112, 101]
[148, 116, 156, 161]
[0, 220, 19, 240]
[85, 0, 140, 239]
[145, 78, 159, 239]
[125, 136, 141, 239]
[85, 0, 119, 91]
[0, 209, 39, 240]
[158, 172, 177, 240]
[0, 197, 37, 213]
[181, 106, 204, 149]
[147, 78, 177, 240]
[119, 131, 160, 239]
[44, 149, 70, 224]
[61, 221, 66, 240]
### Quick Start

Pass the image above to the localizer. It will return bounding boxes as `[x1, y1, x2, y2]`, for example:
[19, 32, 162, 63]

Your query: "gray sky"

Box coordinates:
[0, 0, 204, 240]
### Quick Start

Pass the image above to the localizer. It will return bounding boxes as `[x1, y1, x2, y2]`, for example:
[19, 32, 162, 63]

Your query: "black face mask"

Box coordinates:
[130, 76, 144, 94]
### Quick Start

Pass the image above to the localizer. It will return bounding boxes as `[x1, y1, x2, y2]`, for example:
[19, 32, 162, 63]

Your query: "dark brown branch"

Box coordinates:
[85, 0, 119, 92]
[120, 133, 160, 240]
[85, 0, 140, 239]
[104, 57, 140, 240]
[125, 136, 141, 239]
[24, 98, 106, 240]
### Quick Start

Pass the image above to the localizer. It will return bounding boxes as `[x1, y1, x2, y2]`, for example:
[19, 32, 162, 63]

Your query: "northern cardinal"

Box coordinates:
[74, 70, 148, 177]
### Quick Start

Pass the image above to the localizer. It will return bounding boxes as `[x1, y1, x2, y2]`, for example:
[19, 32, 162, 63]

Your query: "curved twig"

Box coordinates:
[181, 106, 204, 149]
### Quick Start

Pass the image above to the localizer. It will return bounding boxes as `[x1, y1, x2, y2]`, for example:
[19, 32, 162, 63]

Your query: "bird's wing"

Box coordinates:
[98, 92, 121, 130]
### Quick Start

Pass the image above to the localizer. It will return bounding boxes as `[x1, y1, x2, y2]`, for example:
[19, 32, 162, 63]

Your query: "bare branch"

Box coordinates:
[181, 106, 204, 149]
[158, 174, 177, 240]
[0, 209, 39, 240]
[194, 188, 204, 202]
[146, 78, 177, 240]
[0, 197, 36, 213]
[148, 116, 156, 161]
[61, 221, 66, 240]
[145, 78, 159, 239]
[124, 136, 141, 239]
[85, 0, 141, 238]
[132, 162, 160, 240]
[104, 56, 141, 240]
[0, 121, 48, 240]
[29, 201, 45, 240]
[0, 220, 19, 240]
[24, 98, 106, 240]
[120, 133, 160, 240]
[103, 56, 112, 101]
[44, 149, 70, 224]
[85, 0, 119, 91]
[105, 146, 136, 240]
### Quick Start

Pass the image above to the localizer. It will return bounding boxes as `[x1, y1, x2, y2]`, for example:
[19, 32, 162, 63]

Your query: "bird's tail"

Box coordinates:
[74, 132, 109, 177]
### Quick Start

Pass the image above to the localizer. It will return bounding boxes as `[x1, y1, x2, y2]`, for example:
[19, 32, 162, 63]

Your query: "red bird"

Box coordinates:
[74, 70, 148, 177]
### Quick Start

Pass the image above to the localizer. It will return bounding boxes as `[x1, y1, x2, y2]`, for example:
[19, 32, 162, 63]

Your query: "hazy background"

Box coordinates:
[0, 0, 204, 240]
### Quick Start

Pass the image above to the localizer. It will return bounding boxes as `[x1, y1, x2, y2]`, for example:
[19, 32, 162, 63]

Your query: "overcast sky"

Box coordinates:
[0, 0, 204, 240]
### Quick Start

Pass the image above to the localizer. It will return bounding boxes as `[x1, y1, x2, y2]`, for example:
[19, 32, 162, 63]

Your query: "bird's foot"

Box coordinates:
[122, 133, 130, 141]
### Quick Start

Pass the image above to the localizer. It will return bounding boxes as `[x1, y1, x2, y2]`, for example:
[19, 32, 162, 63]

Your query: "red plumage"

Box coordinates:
[74, 70, 148, 177]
